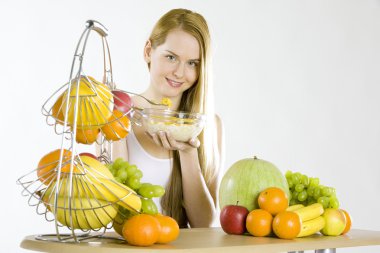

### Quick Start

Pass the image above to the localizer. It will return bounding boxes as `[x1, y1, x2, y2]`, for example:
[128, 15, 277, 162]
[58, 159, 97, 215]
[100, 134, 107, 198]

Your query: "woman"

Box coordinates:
[113, 8, 224, 228]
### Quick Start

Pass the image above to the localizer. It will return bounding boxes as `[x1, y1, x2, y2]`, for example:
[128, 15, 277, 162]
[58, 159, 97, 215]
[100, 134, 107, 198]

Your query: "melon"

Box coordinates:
[219, 156, 289, 211]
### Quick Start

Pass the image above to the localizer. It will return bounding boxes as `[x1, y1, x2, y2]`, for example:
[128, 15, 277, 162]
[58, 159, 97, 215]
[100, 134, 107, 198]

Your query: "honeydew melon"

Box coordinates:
[219, 156, 289, 211]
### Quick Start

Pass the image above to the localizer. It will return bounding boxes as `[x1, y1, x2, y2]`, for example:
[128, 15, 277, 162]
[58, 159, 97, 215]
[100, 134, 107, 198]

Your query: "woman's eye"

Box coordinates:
[166, 55, 176, 61]
[188, 61, 199, 68]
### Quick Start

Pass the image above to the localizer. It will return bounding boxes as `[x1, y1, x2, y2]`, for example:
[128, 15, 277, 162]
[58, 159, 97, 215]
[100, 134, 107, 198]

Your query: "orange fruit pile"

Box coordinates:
[121, 213, 179, 246]
[245, 187, 302, 239]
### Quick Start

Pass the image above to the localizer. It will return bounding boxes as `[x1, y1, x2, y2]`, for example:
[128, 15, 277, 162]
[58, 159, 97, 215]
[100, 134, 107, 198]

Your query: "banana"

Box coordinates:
[46, 196, 117, 230]
[43, 177, 141, 213]
[297, 216, 325, 237]
[294, 203, 324, 222]
[286, 204, 305, 212]
[78, 155, 114, 179]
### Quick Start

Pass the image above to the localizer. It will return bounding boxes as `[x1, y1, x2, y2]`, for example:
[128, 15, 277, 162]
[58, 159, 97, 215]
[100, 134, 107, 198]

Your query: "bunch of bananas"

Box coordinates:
[287, 203, 325, 237]
[40, 155, 141, 230]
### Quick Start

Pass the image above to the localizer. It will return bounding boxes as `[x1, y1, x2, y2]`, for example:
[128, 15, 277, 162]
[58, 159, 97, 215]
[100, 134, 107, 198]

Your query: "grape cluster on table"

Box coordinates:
[285, 170, 340, 209]
[107, 158, 165, 215]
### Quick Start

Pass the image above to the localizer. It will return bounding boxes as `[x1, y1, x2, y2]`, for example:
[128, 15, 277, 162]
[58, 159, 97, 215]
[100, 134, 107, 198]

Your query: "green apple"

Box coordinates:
[321, 208, 346, 236]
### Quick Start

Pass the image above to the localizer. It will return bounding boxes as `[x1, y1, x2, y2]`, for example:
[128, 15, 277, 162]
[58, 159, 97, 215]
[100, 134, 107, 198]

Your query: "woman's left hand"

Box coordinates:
[146, 131, 200, 152]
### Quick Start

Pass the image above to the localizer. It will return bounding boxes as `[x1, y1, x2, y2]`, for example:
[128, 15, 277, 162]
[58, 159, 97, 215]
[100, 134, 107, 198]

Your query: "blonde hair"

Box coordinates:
[148, 9, 218, 227]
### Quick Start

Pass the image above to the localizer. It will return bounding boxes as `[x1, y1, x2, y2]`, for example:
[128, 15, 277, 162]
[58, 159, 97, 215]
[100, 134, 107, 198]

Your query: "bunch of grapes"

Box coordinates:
[285, 170, 340, 209]
[107, 158, 165, 215]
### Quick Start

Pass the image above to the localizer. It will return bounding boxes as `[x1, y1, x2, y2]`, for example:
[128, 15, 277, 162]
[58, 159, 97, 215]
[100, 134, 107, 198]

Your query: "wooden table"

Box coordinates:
[20, 228, 380, 253]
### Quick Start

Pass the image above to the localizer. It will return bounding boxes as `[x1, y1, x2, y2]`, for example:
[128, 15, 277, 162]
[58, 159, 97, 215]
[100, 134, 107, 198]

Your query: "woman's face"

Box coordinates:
[145, 29, 200, 98]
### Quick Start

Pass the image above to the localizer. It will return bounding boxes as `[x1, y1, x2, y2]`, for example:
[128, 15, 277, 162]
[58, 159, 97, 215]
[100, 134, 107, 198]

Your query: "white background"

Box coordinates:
[1, 0, 379, 252]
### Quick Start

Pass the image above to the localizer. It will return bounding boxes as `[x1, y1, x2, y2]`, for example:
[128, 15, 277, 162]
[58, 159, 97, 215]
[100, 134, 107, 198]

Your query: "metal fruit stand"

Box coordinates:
[16, 20, 145, 243]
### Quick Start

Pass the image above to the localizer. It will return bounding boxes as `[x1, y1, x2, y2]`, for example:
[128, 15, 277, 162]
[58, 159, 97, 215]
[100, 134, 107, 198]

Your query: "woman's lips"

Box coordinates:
[166, 78, 183, 88]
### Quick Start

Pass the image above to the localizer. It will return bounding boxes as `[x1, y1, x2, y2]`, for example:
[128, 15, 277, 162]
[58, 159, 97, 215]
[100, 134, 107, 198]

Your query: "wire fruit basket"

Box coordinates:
[16, 20, 149, 243]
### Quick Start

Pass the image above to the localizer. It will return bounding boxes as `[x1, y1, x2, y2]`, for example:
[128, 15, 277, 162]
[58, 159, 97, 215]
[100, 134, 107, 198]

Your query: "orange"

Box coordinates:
[258, 187, 289, 215]
[246, 209, 273, 237]
[37, 149, 73, 185]
[272, 211, 301, 239]
[155, 215, 180, 244]
[122, 214, 161, 246]
[101, 110, 130, 141]
[340, 209, 352, 234]
[75, 127, 100, 144]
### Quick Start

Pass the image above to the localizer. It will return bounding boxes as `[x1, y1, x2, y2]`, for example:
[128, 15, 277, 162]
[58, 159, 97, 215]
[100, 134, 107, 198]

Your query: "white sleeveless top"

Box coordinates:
[126, 128, 172, 213]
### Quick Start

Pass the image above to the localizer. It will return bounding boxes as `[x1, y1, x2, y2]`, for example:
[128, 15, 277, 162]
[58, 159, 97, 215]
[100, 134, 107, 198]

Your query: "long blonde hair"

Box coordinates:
[148, 9, 218, 227]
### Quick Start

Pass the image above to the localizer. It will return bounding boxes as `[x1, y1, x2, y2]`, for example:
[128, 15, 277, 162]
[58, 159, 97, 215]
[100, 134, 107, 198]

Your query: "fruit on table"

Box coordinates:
[246, 209, 273, 237]
[272, 211, 301, 239]
[155, 214, 180, 244]
[293, 203, 324, 222]
[286, 204, 304, 212]
[258, 187, 289, 215]
[220, 204, 249, 235]
[321, 208, 346, 236]
[75, 127, 100, 144]
[45, 196, 117, 229]
[122, 214, 161, 246]
[297, 216, 325, 237]
[340, 209, 352, 234]
[101, 110, 130, 141]
[141, 198, 158, 215]
[219, 156, 290, 211]
[285, 170, 340, 209]
[60, 76, 114, 129]
[37, 149, 74, 185]
[112, 90, 133, 114]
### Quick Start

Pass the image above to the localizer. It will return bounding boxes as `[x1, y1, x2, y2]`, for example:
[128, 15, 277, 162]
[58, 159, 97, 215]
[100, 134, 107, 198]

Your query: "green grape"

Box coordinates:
[307, 196, 316, 205]
[116, 168, 128, 182]
[295, 184, 305, 192]
[141, 198, 158, 215]
[322, 187, 333, 197]
[126, 165, 138, 177]
[288, 191, 293, 200]
[297, 190, 308, 202]
[285, 170, 293, 179]
[287, 178, 294, 189]
[306, 186, 314, 196]
[115, 176, 123, 183]
[318, 196, 330, 209]
[152, 185, 165, 197]
[138, 185, 155, 198]
[301, 175, 309, 186]
[292, 191, 299, 200]
[113, 158, 125, 169]
[309, 177, 320, 187]
[127, 177, 141, 190]
[291, 173, 301, 185]
[313, 187, 321, 199]
[134, 169, 143, 179]
[329, 196, 340, 209]
[140, 183, 152, 188]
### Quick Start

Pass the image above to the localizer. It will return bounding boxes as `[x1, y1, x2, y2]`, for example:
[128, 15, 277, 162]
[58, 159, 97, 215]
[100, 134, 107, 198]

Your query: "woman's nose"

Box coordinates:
[173, 62, 185, 79]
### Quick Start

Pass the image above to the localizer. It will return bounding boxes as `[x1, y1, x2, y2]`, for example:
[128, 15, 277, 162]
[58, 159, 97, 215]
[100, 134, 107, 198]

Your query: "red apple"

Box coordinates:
[112, 90, 132, 114]
[79, 152, 98, 160]
[220, 204, 249, 235]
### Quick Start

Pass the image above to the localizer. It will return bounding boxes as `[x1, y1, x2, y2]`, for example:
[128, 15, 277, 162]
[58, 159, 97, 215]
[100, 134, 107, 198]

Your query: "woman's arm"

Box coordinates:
[179, 114, 224, 227]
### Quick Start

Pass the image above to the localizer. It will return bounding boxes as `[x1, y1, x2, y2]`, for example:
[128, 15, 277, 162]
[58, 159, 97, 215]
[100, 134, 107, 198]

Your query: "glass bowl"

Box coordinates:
[141, 108, 206, 142]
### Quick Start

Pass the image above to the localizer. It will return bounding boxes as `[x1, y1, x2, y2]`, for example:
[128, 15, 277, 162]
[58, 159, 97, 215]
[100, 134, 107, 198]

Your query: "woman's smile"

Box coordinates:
[166, 77, 184, 88]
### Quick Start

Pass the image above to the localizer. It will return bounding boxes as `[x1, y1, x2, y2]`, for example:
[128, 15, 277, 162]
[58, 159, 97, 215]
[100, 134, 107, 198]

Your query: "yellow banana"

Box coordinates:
[294, 203, 324, 222]
[78, 155, 114, 179]
[297, 216, 325, 237]
[286, 204, 305, 212]
[46, 196, 117, 230]
[43, 177, 141, 212]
